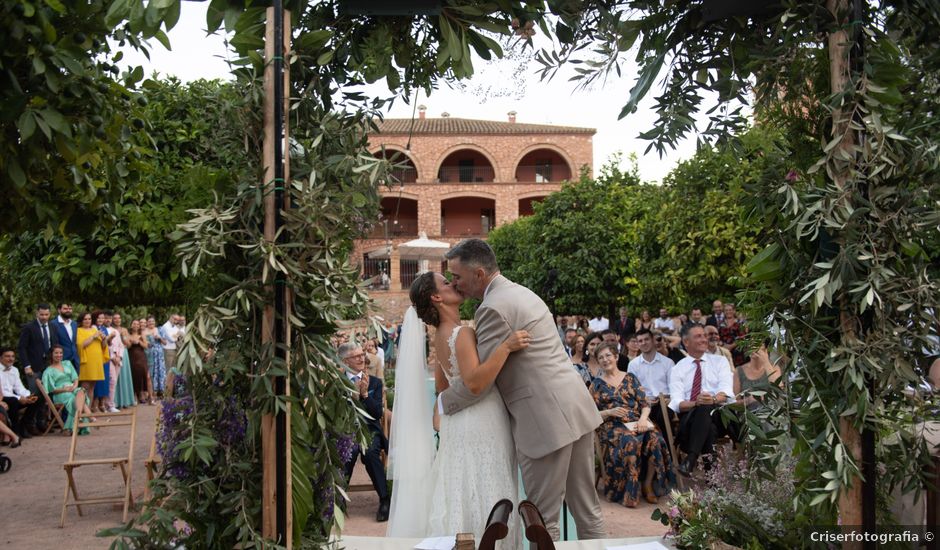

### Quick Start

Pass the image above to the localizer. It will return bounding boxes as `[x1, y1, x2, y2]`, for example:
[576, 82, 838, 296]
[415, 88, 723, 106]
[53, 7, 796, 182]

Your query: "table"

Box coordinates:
[332, 535, 675, 549]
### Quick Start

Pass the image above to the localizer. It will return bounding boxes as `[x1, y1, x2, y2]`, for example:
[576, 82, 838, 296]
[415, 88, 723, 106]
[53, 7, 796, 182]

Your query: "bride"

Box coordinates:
[387, 271, 528, 547]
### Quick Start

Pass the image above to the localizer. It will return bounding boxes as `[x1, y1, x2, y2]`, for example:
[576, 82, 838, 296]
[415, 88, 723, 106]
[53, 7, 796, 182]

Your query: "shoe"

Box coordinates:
[376, 499, 390, 522]
[643, 482, 658, 504]
[108, 406, 120, 413]
[678, 455, 697, 477]
[10, 437, 21, 449]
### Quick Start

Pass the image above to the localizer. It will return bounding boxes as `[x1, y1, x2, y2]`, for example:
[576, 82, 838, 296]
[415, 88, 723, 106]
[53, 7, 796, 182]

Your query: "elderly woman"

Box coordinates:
[590, 342, 675, 507]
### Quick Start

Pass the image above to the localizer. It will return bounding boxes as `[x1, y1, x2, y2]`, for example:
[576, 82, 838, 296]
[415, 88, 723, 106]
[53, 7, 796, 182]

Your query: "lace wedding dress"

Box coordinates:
[426, 325, 520, 548]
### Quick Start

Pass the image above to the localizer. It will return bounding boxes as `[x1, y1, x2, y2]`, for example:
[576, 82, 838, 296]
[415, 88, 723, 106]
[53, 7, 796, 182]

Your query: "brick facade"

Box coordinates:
[355, 112, 595, 320]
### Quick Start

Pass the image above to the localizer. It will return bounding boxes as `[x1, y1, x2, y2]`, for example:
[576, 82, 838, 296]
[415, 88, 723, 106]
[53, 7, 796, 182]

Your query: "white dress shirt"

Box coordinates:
[654, 317, 676, 333]
[0, 365, 31, 399]
[668, 353, 734, 412]
[627, 352, 675, 398]
[161, 321, 181, 350]
[588, 317, 609, 332]
[57, 315, 74, 341]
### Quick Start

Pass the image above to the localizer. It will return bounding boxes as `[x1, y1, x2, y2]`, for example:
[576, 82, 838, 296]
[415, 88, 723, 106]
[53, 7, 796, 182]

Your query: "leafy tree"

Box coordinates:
[1, 0, 181, 233]
[537, 0, 940, 527]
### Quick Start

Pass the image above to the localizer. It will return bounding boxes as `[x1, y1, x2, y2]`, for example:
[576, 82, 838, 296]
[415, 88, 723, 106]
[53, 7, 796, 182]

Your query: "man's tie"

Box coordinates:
[41, 323, 50, 352]
[689, 359, 702, 402]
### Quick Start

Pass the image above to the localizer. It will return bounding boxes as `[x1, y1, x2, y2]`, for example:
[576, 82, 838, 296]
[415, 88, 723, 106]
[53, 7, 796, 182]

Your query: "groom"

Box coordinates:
[439, 239, 606, 540]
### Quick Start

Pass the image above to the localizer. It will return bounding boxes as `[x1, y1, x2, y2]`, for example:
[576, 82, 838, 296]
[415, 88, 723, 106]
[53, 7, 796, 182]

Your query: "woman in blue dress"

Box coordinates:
[144, 316, 166, 399]
[590, 342, 675, 507]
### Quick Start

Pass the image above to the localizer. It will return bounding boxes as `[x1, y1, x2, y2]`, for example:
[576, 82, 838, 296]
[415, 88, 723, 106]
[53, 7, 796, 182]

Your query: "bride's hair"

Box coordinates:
[409, 272, 440, 327]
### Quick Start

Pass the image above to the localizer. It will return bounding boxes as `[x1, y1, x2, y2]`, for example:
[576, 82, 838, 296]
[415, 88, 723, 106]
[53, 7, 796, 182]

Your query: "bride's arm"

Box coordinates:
[454, 328, 529, 395]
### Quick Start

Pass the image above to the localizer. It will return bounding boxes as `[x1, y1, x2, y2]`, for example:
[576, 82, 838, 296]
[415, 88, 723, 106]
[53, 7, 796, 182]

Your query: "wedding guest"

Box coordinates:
[577, 317, 591, 335]
[0, 348, 41, 439]
[591, 342, 675, 507]
[160, 314, 183, 388]
[669, 324, 735, 476]
[107, 313, 127, 413]
[718, 303, 748, 366]
[706, 300, 725, 327]
[127, 320, 152, 404]
[76, 312, 107, 407]
[569, 334, 586, 367]
[624, 334, 640, 361]
[363, 338, 384, 380]
[628, 329, 676, 438]
[612, 307, 635, 345]
[145, 317, 167, 399]
[653, 308, 675, 336]
[563, 328, 578, 357]
[91, 311, 115, 413]
[0, 401, 21, 447]
[574, 332, 604, 386]
[338, 342, 389, 522]
[41, 345, 94, 434]
[733, 343, 783, 412]
[705, 325, 735, 370]
[635, 310, 654, 333]
[17, 303, 57, 431]
[51, 303, 79, 367]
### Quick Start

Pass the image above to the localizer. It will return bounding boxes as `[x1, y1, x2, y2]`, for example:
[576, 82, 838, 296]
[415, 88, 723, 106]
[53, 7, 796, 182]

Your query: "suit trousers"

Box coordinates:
[517, 430, 606, 541]
[3, 396, 39, 435]
[677, 404, 737, 460]
[24, 374, 48, 429]
[343, 431, 389, 501]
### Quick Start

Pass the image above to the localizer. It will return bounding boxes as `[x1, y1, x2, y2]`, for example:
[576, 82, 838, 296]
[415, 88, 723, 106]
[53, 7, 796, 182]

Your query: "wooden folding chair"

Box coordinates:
[143, 412, 162, 501]
[36, 379, 67, 434]
[658, 394, 682, 487]
[479, 498, 513, 550]
[60, 408, 137, 527]
[518, 500, 555, 550]
[349, 388, 389, 493]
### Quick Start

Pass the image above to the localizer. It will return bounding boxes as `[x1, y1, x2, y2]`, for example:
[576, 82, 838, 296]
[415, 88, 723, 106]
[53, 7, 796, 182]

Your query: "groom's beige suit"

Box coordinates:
[440, 274, 605, 540]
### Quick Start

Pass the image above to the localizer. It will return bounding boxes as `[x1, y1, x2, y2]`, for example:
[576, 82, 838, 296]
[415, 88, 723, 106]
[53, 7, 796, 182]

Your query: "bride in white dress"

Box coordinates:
[387, 272, 528, 548]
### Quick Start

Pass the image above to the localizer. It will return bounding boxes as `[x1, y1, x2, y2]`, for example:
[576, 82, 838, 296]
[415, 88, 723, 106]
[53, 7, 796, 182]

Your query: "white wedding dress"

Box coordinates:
[426, 325, 520, 548]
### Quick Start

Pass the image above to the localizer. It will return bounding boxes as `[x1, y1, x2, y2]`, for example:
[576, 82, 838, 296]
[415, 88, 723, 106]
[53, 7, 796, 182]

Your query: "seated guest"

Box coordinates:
[718, 303, 748, 366]
[669, 324, 735, 476]
[653, 308, 676, 336]
[591, 342, 675, 507]
[568, 334, 586, 367]
[41, 345, 94, 434]
[0, 400, 22, 447]
[573, 332, 604, 386]
[733, 342, 783, 412]
[685, 308, 706, 330]
[0, 347, 41, 438]
[338, 343, 390, 522]
[563, 328, 578, 356]
[705, 325, 735, 371]
[628, 329, 676, 438]
[624, 333, 640, 361]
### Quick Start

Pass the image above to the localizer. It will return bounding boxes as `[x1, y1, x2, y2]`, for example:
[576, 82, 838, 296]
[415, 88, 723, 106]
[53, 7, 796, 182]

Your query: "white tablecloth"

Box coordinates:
[331, 535, 674, 550]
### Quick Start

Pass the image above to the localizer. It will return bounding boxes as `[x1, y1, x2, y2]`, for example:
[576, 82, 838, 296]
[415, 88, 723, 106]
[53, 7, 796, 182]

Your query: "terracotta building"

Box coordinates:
[356, 107, 595, 318]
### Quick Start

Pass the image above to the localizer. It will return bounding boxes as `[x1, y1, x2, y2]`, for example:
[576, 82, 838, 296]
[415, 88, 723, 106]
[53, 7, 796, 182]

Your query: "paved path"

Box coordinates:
[1, 403, 668, 547]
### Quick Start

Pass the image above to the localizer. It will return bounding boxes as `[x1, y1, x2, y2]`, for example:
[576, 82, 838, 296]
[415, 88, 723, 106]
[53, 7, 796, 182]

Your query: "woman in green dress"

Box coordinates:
[41, 345, 93, 433]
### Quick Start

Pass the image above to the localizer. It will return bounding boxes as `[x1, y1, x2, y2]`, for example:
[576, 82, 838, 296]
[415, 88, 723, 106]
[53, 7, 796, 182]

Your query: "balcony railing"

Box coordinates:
[366, 219, 419, 239]
[385, 167, 417, 184]
[437, 166, 495, 183]
[515, 165, 570, 182]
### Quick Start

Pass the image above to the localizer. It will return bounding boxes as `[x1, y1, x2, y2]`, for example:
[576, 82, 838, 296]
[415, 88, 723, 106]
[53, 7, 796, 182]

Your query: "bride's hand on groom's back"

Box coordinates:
[504, 330, 531, 352]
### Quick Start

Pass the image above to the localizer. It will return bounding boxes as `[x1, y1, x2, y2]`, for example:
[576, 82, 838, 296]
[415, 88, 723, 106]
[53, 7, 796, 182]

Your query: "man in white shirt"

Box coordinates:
[588, 315, 609, 333]
[653, 308, 676, 335]
[668, 324, 735, 476]
[628, 329, 675, 436]
[160, 314, 183, 372]
[0, 347, 41, 438]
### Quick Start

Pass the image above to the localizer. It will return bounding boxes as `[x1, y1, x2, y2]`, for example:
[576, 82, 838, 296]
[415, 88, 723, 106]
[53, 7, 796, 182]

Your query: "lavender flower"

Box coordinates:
[335, 433, 357, 464]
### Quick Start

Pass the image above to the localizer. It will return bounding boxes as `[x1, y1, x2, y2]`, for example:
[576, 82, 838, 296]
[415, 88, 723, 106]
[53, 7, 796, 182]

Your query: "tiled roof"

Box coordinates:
[373, 117, 595, 135]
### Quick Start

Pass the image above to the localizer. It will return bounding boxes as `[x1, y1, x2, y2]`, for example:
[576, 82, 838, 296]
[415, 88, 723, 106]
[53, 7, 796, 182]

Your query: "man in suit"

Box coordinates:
[612, 306, 635, 345]
[17, 303, 58, 432]
[668, 324, 735, 476]
[51, 302, 79, 367]
[441, 239, 605, 541]
[338, 342, 390, 522]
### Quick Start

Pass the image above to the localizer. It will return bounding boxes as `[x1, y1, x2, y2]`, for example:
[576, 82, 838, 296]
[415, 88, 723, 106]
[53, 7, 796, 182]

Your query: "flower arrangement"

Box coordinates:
[652, 446, 799, 549]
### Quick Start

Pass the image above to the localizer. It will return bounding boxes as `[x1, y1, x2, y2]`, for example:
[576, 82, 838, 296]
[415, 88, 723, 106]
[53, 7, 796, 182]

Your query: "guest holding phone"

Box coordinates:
[76, 312, 107, 404]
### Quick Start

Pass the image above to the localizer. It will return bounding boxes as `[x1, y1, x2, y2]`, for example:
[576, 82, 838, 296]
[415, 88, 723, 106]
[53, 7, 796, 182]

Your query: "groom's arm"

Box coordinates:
[440, 305, 512, 415]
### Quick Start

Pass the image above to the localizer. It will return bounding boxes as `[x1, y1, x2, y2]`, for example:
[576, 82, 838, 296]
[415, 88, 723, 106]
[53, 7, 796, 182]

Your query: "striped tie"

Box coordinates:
[689, 359, 702, 402]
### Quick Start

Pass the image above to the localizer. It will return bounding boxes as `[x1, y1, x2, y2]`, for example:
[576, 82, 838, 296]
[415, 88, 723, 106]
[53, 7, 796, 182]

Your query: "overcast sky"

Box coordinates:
[119, 3, 701, 183]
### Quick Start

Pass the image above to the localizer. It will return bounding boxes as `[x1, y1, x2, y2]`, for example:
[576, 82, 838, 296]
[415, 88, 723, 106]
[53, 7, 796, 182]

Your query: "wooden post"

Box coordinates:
[262, 5, 292, 547]
[828, 0, 865, 545]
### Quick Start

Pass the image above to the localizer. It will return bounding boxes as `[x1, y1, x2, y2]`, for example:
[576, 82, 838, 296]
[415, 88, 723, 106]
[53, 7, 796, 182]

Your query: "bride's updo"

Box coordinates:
[409, 271, 440, 327]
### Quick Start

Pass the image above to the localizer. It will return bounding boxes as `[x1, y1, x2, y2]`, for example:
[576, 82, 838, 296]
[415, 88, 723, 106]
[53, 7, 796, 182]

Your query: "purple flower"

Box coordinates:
[785, 169, 799, 182]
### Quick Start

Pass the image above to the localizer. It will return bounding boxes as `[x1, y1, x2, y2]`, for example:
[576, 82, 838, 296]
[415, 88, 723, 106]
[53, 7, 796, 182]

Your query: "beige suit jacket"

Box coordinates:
[440, 275, 602, 459]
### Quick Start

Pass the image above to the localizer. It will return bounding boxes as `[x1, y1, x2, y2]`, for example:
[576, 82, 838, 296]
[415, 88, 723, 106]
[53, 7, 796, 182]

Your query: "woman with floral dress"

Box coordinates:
[144, 316, 166, 398]
[590, 342, 675, 507]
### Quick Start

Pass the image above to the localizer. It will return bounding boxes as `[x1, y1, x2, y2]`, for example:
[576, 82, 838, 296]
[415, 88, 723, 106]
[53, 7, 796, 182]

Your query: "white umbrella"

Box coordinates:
[398, 232, 451, 259]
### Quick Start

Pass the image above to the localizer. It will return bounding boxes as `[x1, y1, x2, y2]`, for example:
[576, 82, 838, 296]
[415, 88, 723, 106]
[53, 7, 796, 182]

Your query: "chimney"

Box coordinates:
[508, 110, 517, 123]
[441, 111, 450, 118]
[418, 104, 426, 120]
